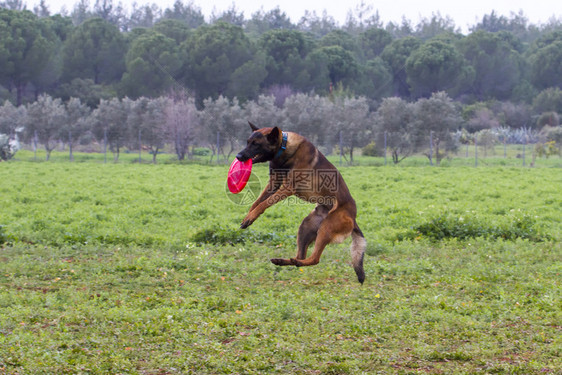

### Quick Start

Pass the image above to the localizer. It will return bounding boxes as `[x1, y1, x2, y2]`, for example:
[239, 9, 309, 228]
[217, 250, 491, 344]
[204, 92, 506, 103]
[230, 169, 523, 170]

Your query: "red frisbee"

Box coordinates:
[227, 158, 253, 194]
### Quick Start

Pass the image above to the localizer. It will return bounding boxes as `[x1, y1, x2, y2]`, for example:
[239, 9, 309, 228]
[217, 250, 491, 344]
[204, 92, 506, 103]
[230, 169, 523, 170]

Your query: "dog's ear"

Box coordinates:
[248, 121, 259, 132]
[267, 126, 281, 145]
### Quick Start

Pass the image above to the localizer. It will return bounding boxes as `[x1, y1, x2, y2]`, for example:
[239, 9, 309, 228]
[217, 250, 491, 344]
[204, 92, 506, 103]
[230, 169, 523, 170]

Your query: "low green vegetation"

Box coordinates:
[0, 161, 560, 374]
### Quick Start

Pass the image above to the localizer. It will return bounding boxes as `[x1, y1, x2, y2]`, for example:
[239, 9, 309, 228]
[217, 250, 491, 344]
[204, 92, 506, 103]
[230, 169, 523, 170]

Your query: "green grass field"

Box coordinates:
[0, 158, 560, 374]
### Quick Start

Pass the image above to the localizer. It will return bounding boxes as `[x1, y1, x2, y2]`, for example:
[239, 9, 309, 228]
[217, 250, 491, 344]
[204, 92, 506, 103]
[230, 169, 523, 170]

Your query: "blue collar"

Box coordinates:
[274, 132, 288, 159]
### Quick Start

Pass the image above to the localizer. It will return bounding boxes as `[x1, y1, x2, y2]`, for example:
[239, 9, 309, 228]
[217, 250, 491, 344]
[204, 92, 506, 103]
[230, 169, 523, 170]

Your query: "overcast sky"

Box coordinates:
[34, 0, 562, 33]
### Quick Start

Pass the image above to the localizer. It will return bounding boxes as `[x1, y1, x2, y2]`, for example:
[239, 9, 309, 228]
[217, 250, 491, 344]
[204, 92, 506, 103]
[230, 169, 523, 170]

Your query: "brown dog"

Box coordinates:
[236, 122, 366, 283]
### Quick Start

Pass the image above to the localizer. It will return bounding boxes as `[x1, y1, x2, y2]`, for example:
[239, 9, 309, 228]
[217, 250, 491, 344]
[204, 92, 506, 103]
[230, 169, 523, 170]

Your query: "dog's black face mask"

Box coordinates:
[236, 124, 281, 164]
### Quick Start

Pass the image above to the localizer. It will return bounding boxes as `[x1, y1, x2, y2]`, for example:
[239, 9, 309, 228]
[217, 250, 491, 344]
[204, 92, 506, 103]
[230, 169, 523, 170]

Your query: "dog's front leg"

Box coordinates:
[248, 178, 278, 212]
[240, 185, 293, 229]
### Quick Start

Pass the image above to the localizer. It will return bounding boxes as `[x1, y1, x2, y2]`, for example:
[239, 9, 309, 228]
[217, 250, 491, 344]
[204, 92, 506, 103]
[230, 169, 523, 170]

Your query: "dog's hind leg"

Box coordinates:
[291, 208, 354, 268]
[296, 206, 329, 259]
[271, 206, 328, 266]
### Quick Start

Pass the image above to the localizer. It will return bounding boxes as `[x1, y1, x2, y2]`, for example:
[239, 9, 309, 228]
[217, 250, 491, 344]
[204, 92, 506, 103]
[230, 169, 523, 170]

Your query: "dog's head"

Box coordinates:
[236, 122, 282, 164]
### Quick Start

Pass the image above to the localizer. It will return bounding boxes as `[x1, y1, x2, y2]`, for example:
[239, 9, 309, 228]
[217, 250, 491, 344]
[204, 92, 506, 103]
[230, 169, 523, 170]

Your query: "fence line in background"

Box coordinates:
[9, 128, 562, 167]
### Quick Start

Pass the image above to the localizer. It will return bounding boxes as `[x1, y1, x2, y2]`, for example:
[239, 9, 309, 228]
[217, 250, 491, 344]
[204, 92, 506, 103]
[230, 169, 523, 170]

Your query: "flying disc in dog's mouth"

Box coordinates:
[227, 158, 253, 194]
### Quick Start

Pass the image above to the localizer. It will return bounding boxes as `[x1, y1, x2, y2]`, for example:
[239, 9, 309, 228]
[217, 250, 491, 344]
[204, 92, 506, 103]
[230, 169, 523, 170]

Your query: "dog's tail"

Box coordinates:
[350, 225, 366, 284]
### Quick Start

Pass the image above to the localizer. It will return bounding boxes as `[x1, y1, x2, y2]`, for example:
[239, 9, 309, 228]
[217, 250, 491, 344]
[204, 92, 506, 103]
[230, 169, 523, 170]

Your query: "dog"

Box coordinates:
[236, 122, 366, 283]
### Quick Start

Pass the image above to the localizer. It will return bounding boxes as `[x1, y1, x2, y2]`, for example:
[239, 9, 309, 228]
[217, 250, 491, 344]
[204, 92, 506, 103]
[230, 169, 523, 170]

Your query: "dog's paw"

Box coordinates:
[240, 218, 254, 229]
[270, 258, 293, 266]
[271, 258, 303, 267]
[270, 258, 284, 266]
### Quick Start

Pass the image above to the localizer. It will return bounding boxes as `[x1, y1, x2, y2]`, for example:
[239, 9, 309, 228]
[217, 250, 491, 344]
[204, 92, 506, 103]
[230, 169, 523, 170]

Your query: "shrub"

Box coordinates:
[0, 134, 19, 161]
[362, 141, 383, 157]
[407, 212, 547, 242]
[543, 126, 562, 155]
[0, 225, 14, 244]
[536, 111, 560, 128]
[191, 226, 286, 245]
[535, 141, 558, 158]
[192, 147, 211, 156]
[191, 226, 248, 245]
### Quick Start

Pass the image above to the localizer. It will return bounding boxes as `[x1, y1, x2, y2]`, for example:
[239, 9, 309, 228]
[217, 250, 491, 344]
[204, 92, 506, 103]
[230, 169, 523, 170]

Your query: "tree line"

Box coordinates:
[1, 90, 561, 163]
[0, 2, 561, 106]
[1, 2, 561, 163]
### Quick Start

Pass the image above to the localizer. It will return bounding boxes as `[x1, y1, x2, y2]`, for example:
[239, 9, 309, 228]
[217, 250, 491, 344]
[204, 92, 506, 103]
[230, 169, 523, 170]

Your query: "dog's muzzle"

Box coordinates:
[236, 152, 249, 162]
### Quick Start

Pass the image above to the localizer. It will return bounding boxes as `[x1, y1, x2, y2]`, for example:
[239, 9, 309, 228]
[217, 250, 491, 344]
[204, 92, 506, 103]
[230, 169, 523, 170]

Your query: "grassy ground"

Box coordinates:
[0, 159, 560, 374]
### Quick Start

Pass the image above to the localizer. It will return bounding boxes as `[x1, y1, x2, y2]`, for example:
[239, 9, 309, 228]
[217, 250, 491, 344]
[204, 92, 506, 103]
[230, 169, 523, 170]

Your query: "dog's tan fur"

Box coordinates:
[236, 123, 366, 283]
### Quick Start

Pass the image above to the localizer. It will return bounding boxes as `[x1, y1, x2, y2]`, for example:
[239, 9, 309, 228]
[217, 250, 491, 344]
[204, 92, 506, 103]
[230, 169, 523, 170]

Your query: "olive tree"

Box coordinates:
[411, 92, 461, 165]
[0, 100, 26, 137]
[128, 97, 170, 163]
[25, 94, 67, 161]
[64, 97, 91, 161]
[243, 95, 285, 130]
[163, 91, 198, 161]
[282, 93, 332, 146]
[328, 96, 371, 163]
[199, 95, 245, 162]
[374, 97, 415, 164]
[91, 97, 131, 162]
